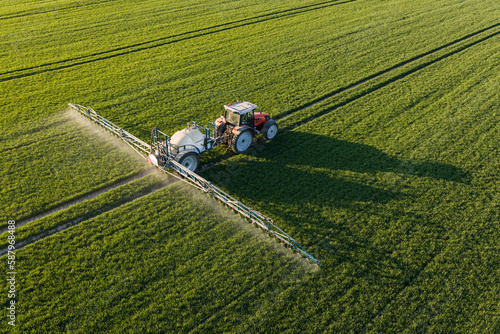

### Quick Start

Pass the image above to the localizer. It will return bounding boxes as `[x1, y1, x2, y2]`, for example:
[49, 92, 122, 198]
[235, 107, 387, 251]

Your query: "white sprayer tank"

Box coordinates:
[170, 126, 206, 154]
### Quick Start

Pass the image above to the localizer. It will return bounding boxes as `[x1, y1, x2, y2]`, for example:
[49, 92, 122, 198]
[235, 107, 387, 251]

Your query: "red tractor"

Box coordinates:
[214, 101, 278, 153]
[145, 101, 278, 171]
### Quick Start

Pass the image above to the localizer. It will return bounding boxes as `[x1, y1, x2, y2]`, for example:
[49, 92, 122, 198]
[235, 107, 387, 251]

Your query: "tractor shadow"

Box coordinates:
[256, 131, 470, 183]
[202, 131, 468, 278]
[205, 130, 469, 207]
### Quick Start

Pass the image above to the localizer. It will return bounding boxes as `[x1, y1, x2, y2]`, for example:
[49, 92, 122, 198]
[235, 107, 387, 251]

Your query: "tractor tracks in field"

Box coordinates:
[199, 23, 500, 172]
[0, 0, 355, 82]
[276, 22, 500, 129]
[0, 131, 68, 154]
[1, 168, 156, 234]
[0, 0, 117, 21]
[0, 169, 156, 236]
[0, 170, 176, 256]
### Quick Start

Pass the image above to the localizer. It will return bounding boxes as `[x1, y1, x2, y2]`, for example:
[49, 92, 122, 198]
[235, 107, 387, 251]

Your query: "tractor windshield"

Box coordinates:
[225, 110, 241, 126]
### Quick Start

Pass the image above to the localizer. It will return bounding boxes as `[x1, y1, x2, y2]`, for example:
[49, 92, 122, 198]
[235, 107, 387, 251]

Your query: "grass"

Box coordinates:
[1, 0, 499, 332]
[203, 28, 500, 332]
[1, 0, 499, 137]
[0, 111, 147, 226]
[0, 172, 169, 250]
[6, 184, 316, 333]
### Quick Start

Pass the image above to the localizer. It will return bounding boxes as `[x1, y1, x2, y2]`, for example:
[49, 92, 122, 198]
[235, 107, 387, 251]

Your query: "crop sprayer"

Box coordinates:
[69, 102, 321, 266]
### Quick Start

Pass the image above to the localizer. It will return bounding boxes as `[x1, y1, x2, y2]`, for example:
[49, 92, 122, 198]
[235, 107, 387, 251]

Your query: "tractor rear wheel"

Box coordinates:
[175, 150, 199, 171]
[262, 120, 278, 140]
[231, 130, 253, 154]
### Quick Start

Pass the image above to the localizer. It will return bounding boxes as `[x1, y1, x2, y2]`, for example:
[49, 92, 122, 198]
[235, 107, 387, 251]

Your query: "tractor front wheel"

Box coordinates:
[231, 130, 253, 154]
[175, 150, 200, 171]
[262, 119, 278, 140]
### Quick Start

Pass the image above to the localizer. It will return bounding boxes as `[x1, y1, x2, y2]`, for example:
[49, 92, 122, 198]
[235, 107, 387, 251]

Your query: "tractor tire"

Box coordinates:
[175, 150, 200, 171]
[231, 130, 253, 154]
[262, 119, 278, 140]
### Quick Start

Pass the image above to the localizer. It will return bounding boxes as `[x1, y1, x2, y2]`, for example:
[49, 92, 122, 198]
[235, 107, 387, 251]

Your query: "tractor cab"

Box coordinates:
[223, 101, 257, 127]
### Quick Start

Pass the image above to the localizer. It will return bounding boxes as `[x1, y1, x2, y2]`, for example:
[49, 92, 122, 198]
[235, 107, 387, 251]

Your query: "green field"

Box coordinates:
[0, 111, 148, 226]
[0, 171, 169, 250]
[1, 0, 499, 332]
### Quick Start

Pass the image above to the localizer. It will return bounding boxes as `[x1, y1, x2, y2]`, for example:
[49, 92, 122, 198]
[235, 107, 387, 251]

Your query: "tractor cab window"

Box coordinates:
[225, 110, 240, 126]
[241, 111, 254, 127]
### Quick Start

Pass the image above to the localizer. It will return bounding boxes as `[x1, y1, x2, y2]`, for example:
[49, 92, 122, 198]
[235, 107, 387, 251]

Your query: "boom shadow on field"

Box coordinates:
[203, 131, 468, 275]
[206, 131, 470, 204]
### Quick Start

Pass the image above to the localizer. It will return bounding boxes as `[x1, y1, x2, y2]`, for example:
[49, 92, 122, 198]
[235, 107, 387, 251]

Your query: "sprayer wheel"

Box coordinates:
[175, 150, 200, 171]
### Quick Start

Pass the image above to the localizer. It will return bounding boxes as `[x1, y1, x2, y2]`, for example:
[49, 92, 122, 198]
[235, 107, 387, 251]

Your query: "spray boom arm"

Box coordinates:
[69, 103, 321, 266]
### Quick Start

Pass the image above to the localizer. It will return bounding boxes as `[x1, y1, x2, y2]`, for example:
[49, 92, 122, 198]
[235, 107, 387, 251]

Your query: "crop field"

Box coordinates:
[0, 111, 148, 228]
[1, 0, 499, 332]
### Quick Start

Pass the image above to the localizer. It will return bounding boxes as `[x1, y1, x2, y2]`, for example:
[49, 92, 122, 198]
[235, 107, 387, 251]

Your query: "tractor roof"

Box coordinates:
[224, 101, 258, 115]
